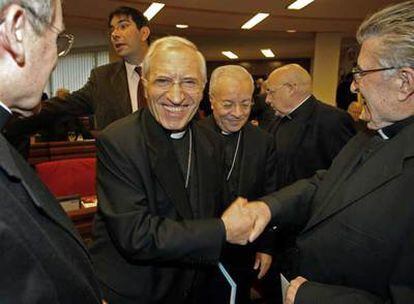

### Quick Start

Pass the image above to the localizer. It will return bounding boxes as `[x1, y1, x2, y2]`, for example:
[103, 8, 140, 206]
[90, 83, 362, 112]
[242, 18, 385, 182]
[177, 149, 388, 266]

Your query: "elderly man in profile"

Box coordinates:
[0, 0, 102, 302]
[246, 1, 414, 303]
[265, 63, 355, 189]
[89, 37, 254, 304]
[200, 65, 277, 304]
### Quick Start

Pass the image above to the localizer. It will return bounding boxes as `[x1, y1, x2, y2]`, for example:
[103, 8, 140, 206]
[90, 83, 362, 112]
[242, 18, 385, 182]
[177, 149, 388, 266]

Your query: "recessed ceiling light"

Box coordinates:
[176, 24, 189, 29]
[144, 2, 165, 21]
[287, 29, 297, 33]
[287, 0, 315, 10]
[261, 49, 275, 58]
[241, 13, 270, 30]
[222, 51, 239, 59]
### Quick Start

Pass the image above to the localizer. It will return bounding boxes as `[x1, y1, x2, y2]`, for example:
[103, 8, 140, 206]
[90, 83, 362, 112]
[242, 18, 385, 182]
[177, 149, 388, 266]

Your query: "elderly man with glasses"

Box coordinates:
[199, 65, 277, 304]
[0, 0, 102, 303]
[244, 1, 414, 303]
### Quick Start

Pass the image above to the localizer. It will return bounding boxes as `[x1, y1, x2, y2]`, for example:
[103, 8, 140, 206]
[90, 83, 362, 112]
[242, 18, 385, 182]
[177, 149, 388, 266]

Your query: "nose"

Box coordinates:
[265, 94, 271, 105]
[350, 79, 359, 94]
[166, 82, 185, 104]
[232, 104, 244, 118]
[111, 28, 120, 41]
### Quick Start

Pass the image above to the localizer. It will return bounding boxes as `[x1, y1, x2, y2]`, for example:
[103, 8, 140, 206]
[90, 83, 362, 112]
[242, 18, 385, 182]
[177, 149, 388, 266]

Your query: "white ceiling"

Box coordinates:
[63, 0, 403, 60]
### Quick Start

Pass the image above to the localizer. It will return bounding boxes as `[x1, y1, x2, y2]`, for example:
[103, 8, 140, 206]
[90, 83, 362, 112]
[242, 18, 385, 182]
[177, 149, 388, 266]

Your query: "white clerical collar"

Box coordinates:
[170, 130, 187, 139]
[377, 129, 389, 140]
[287, 94, 312, 115]
[0, 100, 12, 114]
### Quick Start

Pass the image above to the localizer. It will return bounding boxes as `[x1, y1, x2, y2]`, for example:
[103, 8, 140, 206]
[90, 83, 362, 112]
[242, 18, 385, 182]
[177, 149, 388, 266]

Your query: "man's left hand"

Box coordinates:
[285, 276, 308, 304]
[254, 252, 272, 279]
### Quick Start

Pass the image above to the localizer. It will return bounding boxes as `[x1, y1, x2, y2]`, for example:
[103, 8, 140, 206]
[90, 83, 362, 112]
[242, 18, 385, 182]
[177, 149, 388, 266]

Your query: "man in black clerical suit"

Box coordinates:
[89, 37, 257, 304]
[245, 2, 414, 303]
[0, 0, 102, 302]
[265, 64, 356, 189]
[199, 65, 277, 304]
[5, 6, 151, 148]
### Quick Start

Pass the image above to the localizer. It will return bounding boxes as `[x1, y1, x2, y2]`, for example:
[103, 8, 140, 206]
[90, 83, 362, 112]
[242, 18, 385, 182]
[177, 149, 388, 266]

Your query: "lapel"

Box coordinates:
[193, 124, 218, 217]
[110, 61, 132, 115]
[0, 134, 88, 255]
[303, 126, 414, 232]
[142, 109, 193, 219]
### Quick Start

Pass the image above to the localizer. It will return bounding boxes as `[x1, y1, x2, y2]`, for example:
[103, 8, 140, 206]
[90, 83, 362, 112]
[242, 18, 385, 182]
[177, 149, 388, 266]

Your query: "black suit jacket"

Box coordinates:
[262, 122, 414, 303]
[90, 109, 226, 303]
[267, 95, 356, 189]
[7, 60, 132, 135]
[0, 110, 101, 303]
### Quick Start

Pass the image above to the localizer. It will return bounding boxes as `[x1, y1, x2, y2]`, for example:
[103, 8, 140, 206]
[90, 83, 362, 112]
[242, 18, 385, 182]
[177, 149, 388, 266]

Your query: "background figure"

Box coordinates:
[247, 1, 414, 303]
[5, 5, 151, 149]
[200, 65, 277, 304]
[89, 37, 255, 304]
[347, 100, 367, 131]
[0, 0, 101, 302]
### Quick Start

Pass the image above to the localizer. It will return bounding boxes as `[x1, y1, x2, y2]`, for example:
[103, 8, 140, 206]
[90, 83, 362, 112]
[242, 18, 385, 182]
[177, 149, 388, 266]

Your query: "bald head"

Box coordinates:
[209, 65, 254, 133]
[209, 65, 254, 97]
[265, 64, 312, 115]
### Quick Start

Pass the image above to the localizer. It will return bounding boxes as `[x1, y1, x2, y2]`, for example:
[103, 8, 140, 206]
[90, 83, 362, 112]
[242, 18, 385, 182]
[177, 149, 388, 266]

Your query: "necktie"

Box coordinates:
[135, 66, 147, 109]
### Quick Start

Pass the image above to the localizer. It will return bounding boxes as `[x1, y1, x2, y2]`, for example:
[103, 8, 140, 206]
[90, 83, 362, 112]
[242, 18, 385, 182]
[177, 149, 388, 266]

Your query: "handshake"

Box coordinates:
[221, 197, 272, 245]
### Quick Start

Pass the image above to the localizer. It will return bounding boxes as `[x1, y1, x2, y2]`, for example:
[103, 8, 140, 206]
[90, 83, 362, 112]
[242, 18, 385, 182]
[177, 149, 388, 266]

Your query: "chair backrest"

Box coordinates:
[35, 158, 96, 197]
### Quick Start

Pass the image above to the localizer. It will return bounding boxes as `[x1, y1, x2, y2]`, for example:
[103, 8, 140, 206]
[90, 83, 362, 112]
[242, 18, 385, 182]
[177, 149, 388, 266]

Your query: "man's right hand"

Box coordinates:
[221, 197, 253, 245]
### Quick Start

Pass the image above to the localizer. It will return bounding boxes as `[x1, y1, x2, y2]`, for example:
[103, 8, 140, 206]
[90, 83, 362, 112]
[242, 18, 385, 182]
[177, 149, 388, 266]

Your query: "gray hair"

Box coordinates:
[209, 65, 254, 96]
[142, 36, 207, 84]
[0, 0, 55, 34]
[357, 0, 414, 71]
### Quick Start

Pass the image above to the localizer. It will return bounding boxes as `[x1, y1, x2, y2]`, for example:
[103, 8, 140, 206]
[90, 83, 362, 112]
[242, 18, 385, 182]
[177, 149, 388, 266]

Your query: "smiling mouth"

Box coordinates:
[163, 104, 190, 113]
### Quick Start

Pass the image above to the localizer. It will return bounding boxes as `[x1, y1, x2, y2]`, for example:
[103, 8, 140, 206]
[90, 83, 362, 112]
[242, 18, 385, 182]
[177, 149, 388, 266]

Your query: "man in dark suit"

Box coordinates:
[245, 2, 414, 303]
[90, 36, 256, 304]
[6, 6, 150, 139]
[0, 0, 102, 302]
[265, 64, 356, 189]
[200, 65, 277, 304]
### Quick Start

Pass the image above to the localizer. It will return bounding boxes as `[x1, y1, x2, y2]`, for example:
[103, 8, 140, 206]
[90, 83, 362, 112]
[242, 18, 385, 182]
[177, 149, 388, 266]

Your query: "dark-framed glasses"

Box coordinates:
[351, 66, 398, 81]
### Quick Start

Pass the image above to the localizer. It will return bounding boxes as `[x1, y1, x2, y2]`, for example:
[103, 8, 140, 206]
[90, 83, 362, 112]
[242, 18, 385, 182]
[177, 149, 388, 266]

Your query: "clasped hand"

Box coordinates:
[221, 197, 271, 245]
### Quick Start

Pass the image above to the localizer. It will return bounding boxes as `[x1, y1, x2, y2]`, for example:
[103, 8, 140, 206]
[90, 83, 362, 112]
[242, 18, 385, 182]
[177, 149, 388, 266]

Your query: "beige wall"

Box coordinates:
[312, 33, 342, 106]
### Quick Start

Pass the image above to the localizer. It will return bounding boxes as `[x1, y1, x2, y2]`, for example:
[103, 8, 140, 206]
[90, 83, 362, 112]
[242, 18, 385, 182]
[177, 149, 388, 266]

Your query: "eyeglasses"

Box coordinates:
[149, 77, 203, 92]
[351, 66, 398, 81]
[219, 101, 254, 111]
[265, 83, 288, 96]
[20, 3, 74, 57]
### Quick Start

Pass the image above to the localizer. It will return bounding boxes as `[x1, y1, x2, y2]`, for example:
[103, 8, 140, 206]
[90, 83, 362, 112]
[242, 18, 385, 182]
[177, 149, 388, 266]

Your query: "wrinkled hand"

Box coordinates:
[244, 201, 271, 243]
[221, 197, 253, 245]
[254, 252, 272, 279]
[285, 276, 307, 304]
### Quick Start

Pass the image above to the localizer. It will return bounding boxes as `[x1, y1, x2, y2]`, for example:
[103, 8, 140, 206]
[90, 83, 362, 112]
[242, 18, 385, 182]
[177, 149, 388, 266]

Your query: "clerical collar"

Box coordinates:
[0, 101, 12, 130]
[287, 95, 311, 116]
[378, 116, 414, 140]
[170, 129, 187, 139]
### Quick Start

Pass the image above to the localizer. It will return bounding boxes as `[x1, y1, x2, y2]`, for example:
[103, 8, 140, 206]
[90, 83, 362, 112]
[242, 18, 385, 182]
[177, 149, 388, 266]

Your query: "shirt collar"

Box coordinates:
[287, 94, 311, 116]
[124, 60, 142, 79]
[378, 116, 414, 140]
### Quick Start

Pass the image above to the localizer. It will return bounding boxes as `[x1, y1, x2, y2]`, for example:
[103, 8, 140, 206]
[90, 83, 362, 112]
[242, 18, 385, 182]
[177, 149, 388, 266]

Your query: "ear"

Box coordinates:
[0, 5, 27, 66]
[139, 26, 150, 43]
[397, 67, 414, 102]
